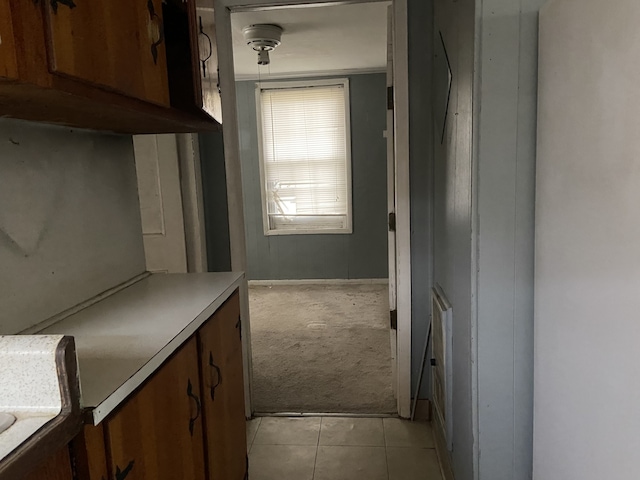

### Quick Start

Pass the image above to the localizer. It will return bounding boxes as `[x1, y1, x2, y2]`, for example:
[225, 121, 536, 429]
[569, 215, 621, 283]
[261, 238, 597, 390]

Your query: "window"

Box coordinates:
[256, 79, 352, 235]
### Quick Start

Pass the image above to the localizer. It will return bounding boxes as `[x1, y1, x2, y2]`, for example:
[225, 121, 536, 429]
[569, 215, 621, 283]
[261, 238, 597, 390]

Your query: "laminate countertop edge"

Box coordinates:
[89, 273, 245, 425]
[40, 272, 246, 426]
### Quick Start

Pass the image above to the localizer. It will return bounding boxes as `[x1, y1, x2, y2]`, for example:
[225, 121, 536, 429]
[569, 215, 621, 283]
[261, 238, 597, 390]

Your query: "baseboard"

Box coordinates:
[248, 278, 389, 286]
[433, 416, 455, 480]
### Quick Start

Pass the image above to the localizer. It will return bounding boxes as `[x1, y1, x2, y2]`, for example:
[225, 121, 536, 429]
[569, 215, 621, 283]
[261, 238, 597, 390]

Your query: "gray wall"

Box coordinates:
[236, 74, 388, 280]
[534, 1, 640, 478]
[0, 119, 146, 334]
[432, 1, 475, 479]
[429, 0, 542, 478]
[476, 1, 543, 479]
[408, 0, 434, 400]
[199, 130, 232, 272]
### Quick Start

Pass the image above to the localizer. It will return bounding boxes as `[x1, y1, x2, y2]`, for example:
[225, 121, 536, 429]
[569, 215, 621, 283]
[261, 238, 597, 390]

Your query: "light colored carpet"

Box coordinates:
[249, 284, 396, 414]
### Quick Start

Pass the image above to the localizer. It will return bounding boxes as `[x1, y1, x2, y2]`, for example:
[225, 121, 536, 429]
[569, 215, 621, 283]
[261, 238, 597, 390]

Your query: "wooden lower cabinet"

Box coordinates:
[69, 289, 246, 480]
[198, 292, 248, 480]
[22, 446, 74, 480]
[104, 336, 206, 480]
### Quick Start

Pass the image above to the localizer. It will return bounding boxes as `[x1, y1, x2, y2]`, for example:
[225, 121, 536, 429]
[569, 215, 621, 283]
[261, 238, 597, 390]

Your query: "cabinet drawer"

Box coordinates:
[43, 0, 170, 106]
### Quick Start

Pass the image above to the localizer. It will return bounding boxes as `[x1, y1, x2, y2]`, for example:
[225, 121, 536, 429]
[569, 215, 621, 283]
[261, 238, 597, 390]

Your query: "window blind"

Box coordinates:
[258, 82, 351, 233]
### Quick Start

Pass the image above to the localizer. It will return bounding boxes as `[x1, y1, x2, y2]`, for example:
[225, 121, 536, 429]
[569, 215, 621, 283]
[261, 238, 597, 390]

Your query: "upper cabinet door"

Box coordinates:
[195, 5, 222, 123]
[43, 0, 170, 106]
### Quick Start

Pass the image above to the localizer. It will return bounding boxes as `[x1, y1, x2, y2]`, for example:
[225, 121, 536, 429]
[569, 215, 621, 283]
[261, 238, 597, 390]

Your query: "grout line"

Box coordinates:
[312, 417, 322, 480]
[383, 418, 391, 480]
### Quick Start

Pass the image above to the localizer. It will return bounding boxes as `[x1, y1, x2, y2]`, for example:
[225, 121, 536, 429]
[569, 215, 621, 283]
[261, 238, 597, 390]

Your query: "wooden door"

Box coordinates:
[43, 0, 170, 106]
[0, 4, 17, 80]
[104, 337, 206, 480]
[198, 291, 247, 480]
[23, 446, 74, 480]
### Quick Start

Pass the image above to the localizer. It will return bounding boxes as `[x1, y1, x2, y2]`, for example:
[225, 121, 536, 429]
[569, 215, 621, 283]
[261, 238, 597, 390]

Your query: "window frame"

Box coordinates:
[254, 78, 353, 236]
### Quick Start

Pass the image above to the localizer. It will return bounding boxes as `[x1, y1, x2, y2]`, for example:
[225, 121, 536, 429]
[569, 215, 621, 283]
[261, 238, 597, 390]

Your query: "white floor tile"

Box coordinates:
[387, 447, 443, 480]
[383, 418, 435, 448]
[249, 444, 317, 480]
[247, 417, 262, 448]
[253, 417, 321, 446]
[319, 417, 385, 446]
[314, 446, 388, 480]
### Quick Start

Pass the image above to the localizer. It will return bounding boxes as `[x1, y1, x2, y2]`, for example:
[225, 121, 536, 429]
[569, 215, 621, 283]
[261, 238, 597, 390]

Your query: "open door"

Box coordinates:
[386, 5, 398, 399]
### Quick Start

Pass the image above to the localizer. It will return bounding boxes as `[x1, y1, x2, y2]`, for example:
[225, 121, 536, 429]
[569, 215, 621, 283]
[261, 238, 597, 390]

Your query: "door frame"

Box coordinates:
[213, 0, 412, 418]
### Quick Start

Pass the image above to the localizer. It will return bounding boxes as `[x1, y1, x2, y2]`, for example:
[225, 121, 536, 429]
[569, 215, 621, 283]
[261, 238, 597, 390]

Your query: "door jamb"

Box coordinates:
[213, 0, 412, 418]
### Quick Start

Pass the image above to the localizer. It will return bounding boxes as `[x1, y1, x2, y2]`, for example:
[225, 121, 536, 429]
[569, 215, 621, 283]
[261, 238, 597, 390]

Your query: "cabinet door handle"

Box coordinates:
[115, 460, 134, 480]
[147, 0, 164, 65]
[209, 352, 222, 401]
[50, 0, 76, 14]
[199, 16, 213, 78]
[187, 379, 201, 436]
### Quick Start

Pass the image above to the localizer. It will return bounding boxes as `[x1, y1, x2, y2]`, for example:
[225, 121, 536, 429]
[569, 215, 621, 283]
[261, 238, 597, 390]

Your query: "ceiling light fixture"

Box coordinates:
[242, 24, 283, 66]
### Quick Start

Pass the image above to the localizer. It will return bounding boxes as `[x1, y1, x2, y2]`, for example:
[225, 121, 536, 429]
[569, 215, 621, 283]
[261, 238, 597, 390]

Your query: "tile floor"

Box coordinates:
[246, 416, 444, 480]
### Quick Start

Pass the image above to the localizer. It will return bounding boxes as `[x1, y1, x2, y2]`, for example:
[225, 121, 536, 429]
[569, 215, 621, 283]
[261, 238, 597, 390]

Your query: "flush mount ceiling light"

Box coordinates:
[242, 24, 283, 66]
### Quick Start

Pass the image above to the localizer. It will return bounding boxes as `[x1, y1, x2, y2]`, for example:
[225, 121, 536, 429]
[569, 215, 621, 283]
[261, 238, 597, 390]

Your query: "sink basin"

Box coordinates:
[0, 413, 16, 434]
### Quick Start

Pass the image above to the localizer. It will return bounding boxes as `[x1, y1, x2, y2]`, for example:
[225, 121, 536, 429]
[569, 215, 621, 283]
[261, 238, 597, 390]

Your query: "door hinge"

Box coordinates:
[387, 85, 394, 110]
[390, 310, 398, 330]
[388, 212, 396, 232]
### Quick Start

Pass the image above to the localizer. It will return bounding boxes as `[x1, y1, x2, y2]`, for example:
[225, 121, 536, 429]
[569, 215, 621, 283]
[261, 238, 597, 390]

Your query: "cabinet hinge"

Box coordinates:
[387, 85, 394, 110]
[390, 310, 398, 330]
[388, 212, 396, 232]
[236, 317, 242, 340]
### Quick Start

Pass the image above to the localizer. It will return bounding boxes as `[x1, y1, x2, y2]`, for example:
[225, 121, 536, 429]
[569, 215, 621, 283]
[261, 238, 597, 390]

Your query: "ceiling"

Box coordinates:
[231, 2, 390, 80]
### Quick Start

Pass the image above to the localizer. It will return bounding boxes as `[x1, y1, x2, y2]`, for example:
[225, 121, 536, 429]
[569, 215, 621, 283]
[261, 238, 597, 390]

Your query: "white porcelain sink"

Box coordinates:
[0, 413, 16, 435]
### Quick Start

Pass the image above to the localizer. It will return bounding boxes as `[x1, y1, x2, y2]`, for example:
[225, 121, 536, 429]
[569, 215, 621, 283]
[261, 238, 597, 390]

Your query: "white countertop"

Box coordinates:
[0, 336, 65, 463]
[39, 272, 244, 425]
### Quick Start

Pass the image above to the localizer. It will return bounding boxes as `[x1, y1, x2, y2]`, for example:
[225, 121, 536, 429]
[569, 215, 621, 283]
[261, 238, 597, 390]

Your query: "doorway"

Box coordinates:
[214, 0, 412, 417]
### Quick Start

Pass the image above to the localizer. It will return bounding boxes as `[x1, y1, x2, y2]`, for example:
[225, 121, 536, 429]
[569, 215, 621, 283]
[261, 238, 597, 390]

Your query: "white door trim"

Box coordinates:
[214, 0, 412, 418]
[176, 134, 209, 273]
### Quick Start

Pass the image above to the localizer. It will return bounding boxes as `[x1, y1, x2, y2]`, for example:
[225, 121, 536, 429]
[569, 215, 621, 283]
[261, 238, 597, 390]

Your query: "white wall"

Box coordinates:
[534, 1, 640, 478]
[0, 120, 146, 334]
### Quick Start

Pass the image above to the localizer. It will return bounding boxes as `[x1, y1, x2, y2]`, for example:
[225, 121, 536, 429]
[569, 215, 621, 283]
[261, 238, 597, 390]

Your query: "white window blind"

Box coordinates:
[257, 80, 352, 234]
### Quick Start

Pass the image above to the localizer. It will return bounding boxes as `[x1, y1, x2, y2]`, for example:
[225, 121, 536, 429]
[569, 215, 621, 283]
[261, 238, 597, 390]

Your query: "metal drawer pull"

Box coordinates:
[209, 352, 222, 401]
[147, 0, 164, 65]
[50, 0, 76, 14]
[187, 378, 201, 436]
[115, 460, 134, 480]
[199, 16, 213, 77]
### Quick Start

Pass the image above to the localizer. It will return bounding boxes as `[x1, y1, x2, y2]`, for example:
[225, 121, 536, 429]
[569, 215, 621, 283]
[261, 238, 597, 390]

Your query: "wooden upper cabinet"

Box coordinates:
[104, 337, 206, 480]
[195, 3, 222, 123]
[43, 0, 170, 106]
[198, 292, 247, 480]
